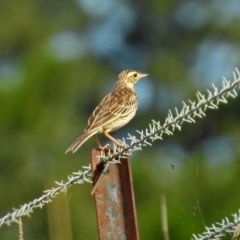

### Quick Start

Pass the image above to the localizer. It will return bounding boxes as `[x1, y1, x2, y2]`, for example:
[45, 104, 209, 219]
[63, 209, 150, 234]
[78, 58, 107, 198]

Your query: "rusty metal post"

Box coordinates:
[91, 149, 139, 240]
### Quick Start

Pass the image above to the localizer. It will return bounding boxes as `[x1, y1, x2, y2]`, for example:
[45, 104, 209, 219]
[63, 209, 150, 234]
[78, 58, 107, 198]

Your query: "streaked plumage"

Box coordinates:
[65, 69, 148, 154]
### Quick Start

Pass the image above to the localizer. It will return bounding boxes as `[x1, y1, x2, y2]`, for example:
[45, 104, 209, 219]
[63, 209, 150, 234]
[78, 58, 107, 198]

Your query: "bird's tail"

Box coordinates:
[65, 131, 96, 154]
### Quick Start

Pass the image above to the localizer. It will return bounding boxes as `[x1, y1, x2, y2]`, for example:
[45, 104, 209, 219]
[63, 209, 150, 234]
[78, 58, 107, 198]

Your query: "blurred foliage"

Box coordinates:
[1, 0, 240, 239]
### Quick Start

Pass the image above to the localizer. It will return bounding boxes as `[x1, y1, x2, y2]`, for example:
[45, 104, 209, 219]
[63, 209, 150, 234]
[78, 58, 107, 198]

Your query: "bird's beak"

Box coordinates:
[139, 73, 148, 79]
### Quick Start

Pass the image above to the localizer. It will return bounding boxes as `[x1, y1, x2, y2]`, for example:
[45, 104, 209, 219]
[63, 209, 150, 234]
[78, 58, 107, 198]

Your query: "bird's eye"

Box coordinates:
[133, 73, 137, 78]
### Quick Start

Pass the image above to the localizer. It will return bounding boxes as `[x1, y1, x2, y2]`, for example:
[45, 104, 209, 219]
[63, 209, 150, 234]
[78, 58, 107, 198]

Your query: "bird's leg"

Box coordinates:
[94, 135, 111, 150]
[104, 131, 123, 148]
[94, 135, 103, 150]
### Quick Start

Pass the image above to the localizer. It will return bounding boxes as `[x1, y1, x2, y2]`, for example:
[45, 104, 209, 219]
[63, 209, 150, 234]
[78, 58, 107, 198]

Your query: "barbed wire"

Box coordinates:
[0, 68, 240, 235]
[192, 210, 240, 240]
[0, 166, 92, 227]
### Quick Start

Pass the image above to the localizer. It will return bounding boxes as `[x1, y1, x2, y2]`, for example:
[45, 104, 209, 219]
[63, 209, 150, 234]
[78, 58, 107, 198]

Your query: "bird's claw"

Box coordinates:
[98, 143, 111, 151]
[98, 143, 123, 152]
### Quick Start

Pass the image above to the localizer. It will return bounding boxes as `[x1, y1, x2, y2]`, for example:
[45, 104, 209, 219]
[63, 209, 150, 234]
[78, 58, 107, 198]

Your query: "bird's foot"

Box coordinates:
[98, 143, 111, 151]
[97, 142, 124, 152]
[116, 143, 124, 149]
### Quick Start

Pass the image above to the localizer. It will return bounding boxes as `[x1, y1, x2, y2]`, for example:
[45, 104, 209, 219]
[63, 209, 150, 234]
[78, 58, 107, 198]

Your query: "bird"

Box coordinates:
[65, 69, 148, 154]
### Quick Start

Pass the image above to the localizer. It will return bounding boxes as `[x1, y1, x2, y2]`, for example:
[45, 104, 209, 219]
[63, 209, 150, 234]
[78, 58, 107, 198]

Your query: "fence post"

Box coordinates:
[91, 149, 140, 240]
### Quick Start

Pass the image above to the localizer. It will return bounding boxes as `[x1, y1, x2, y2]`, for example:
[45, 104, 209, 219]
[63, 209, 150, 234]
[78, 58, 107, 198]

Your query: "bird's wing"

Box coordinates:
[84, 88, 137, 133]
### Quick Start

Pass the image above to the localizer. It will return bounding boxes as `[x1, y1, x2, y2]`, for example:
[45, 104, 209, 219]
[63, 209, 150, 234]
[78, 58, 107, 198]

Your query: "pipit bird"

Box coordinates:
[65, 69, 148, 154]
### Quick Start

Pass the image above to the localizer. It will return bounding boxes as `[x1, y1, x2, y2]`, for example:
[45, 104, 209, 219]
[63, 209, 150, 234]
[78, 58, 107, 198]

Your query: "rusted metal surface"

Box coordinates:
[91, 149, 139, 240]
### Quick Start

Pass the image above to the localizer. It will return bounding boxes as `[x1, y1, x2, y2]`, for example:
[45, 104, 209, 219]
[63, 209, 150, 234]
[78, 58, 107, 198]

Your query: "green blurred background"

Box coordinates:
[1, 0, 240, 239]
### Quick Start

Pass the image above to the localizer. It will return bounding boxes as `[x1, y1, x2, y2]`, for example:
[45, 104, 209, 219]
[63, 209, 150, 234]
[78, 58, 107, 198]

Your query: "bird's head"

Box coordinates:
[116, 69, 148, 89]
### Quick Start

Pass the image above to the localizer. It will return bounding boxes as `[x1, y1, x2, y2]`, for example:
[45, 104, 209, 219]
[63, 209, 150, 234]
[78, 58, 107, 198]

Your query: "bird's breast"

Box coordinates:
[103, 109, 137, 132]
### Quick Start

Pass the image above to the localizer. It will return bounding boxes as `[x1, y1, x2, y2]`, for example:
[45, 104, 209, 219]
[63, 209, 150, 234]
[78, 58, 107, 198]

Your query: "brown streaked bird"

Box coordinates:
[65, 69, 148, 154]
